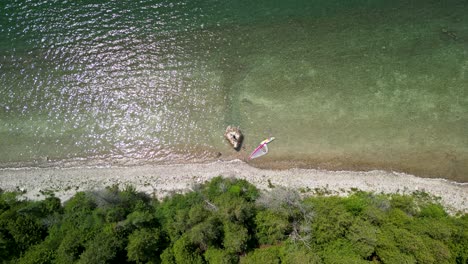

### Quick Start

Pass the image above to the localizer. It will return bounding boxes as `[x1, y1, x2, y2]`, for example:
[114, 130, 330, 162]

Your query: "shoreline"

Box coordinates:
[0, 160, 467, 214]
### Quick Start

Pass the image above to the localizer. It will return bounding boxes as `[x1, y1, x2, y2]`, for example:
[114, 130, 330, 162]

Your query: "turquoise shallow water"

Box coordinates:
[0, 0, 467, 181]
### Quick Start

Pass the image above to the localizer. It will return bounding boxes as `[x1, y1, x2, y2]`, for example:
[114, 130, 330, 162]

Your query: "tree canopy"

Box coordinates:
[0, 177, 466, 263]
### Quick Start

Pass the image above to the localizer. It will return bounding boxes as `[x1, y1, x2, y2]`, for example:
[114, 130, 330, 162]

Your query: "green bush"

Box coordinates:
[7, 214, 46, 251]
[240, 245, 281, 264]
[320, 239, 368, 264]
[279, 245, 322, 264]
[342, 193, 370, 216]
[419, 203, 447, 219]
[124, 210, 158, 229]
[187, 204, 211, 227]
[187, 217, 223, 251]
[255, 210, 290, 245]
[18, 243, 55, 264]
[389, 194, 417, 216]
[203, 176, 259, 202]
[385, 208, 413, 227]
[54, 229, 86, 263]
[160, 247, 176, 264]
[215, 195, 256, 224]
[0, 177, 464, 264]
[63, 192, 96, 215]
[77, 231, 124, 264]
[308, 197, 353, 245]
[158, 192, 204, 241]
[172, 235, 204, 264]
[223, 221, 249, 253]
[450, 215, 468, 263]
[204, 247, 238, 264]
[127, 228, 165, 263]
[346, 219, 377, 258]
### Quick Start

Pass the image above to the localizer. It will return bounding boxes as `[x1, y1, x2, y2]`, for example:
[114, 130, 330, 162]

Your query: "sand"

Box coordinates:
[0, 160, 467, 214]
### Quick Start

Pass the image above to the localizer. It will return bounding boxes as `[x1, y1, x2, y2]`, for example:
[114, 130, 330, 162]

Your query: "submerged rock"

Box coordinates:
[224, 126, 243, 151]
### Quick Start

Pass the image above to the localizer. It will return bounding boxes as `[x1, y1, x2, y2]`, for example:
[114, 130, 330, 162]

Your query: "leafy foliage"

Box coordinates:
[126, 228, 165, 263]
[0, 177, 466, 264]
[240, 245, 282, 264]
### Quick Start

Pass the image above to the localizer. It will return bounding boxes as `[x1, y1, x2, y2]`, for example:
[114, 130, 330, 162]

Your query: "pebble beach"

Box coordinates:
[1, 160, 466, 214]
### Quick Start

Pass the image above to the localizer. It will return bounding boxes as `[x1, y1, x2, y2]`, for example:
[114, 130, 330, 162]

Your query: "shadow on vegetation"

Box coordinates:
[0, 176, 467, 263]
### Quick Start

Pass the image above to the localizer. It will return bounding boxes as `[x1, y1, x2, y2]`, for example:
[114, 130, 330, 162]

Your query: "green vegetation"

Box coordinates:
[0, 177, 467, 263]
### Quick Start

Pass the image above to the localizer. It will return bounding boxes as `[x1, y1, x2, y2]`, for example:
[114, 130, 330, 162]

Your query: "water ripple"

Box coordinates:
[1, 0, 227, 165]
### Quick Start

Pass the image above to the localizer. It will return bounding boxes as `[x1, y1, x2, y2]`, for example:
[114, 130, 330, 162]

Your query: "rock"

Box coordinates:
[224, 126, 243, 151]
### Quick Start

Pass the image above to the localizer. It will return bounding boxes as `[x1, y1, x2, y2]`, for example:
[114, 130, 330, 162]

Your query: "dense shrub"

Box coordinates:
[0, 177, 466, 264]
[127, 228, 165, 263]
[204, 247, 238, 264]
[240, 245, 282, 264]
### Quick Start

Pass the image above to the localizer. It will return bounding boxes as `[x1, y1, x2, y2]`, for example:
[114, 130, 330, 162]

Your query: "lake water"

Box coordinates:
[1, 0, 467, 181]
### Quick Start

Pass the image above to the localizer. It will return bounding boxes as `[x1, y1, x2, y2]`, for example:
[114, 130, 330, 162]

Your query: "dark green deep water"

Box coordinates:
[0, 0, 467, 181]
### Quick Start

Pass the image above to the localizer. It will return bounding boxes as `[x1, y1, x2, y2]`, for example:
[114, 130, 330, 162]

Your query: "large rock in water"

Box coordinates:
[224, 126, 243, 151]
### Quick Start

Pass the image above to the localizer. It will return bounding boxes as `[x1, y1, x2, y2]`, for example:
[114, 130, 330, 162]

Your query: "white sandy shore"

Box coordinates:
[0, 160, 467, 214]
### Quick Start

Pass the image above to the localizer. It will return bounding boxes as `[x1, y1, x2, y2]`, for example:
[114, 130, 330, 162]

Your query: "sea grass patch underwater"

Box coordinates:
[0, 177, 467, 263]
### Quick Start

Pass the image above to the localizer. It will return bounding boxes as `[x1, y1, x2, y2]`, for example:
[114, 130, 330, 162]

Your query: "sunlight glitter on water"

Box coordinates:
[0, 0, 228, 164]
